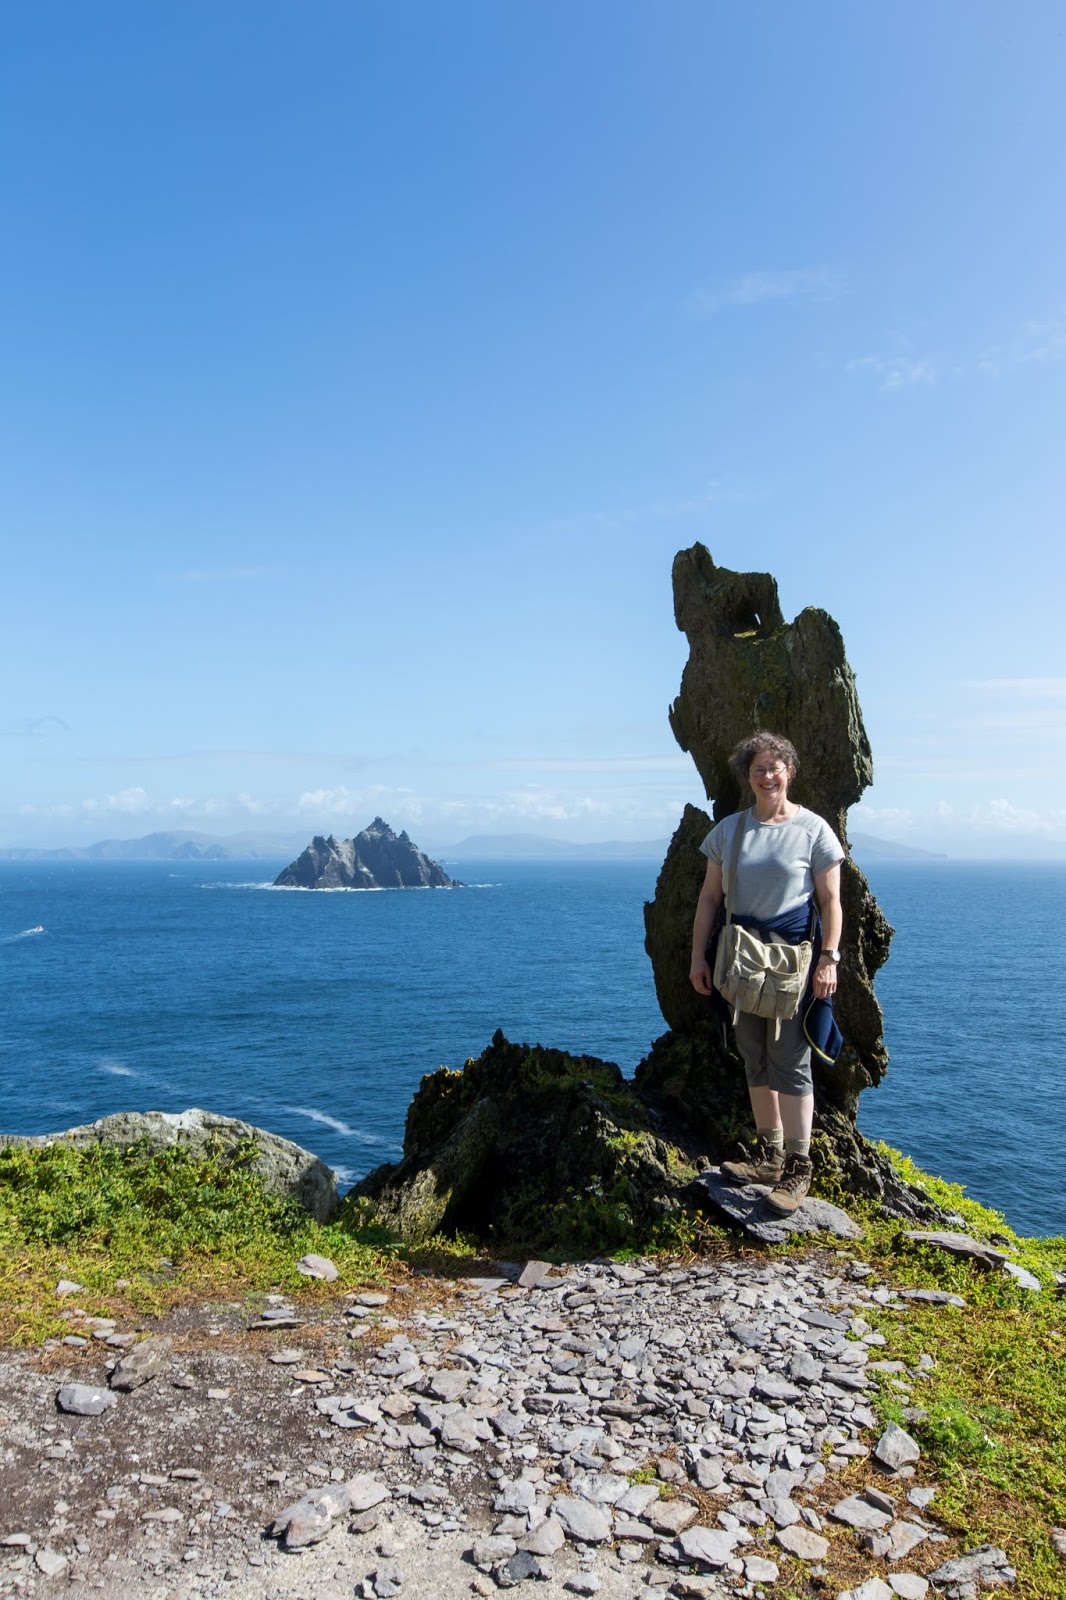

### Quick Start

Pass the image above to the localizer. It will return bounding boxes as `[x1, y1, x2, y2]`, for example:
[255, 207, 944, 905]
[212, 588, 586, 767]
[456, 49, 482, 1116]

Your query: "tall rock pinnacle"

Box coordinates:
[643, 545, 893, 1113]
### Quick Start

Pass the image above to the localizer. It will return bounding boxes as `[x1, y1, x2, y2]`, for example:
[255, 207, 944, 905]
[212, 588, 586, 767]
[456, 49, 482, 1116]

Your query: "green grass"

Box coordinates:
[0, 1137, 398, 1342]
[834, 1145, 1066, 1600]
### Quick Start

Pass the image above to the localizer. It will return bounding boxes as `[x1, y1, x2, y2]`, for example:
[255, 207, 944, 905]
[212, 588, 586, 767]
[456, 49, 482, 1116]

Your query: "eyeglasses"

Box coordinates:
[750, 764, 786, 778]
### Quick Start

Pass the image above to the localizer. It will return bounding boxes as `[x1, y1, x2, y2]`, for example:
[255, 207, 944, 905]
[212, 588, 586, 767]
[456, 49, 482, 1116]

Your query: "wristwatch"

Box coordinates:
[820, 949, 842, 963]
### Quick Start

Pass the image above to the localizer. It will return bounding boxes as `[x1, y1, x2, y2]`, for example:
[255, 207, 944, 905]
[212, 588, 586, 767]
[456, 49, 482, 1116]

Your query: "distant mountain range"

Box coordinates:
[443, 833, 672, 861]
[0, 829, 309, 862]
[0, 826, 946, 863]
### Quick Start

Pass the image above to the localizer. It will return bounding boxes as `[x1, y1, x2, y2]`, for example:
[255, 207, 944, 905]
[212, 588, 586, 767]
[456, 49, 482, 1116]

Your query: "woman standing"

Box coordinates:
[689, 731, 844, 1215]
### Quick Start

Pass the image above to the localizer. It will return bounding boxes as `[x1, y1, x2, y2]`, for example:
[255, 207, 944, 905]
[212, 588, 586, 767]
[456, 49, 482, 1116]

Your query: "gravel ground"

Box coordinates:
[0, 1248, 992, 1600]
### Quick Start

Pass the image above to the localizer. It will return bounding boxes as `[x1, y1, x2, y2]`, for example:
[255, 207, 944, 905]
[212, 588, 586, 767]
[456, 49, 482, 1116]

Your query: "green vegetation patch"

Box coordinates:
[838, 1145, 1066, 1600]
[0, 1138, 397, 1344]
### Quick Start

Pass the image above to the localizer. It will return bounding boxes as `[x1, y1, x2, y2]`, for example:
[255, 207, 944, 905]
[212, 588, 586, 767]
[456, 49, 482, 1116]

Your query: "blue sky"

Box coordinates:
[4, 2, 1064, 856]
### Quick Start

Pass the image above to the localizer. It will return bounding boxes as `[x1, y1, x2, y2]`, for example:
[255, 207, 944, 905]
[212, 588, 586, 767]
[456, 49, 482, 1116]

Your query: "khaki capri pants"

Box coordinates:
[733, 1008, 813, 1097]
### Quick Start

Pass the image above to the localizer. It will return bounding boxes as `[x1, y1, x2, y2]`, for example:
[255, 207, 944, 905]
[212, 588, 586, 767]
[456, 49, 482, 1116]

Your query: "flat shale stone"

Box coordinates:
[902, 1231, 1007, 1268]
[776, 1524, 829, 1560]
[830, 1495, 894, 1531]
[928, 1545, 1016, 1589]
[518, 1518, 565, 1556]
[296, 1253, 339, 1281]
[35, 1549, 68, 1577]
[552, 1497, 612, 1544]
[744, 1555, 780, 1583]
[472, 1535, 517, 1569]
[675, 1525, 740, 1568]
[862, 1521, 929, 1562]
[517, 1261, 554, 1289]
[644, 1498, 698, 1535]
[695, 1171, 862, 1241]
[888, 1577, 929, 1598]
[839, 1581, 894, 1600]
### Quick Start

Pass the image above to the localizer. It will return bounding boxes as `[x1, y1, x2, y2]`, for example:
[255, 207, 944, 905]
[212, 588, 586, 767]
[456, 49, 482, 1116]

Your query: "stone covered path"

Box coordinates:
[0, 1251, 1018, 1600]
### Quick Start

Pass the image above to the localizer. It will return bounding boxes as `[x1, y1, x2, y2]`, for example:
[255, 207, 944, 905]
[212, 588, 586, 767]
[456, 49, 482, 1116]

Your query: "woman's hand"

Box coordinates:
[690, 858, 723, 998]
[690, 957, 713, 996]
[813, 955, 838, 999]
[813, 862, 842, 1001]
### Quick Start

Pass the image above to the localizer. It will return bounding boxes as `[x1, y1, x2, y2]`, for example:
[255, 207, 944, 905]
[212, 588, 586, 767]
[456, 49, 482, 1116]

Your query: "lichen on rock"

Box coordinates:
[357, 1030, 696, 1250]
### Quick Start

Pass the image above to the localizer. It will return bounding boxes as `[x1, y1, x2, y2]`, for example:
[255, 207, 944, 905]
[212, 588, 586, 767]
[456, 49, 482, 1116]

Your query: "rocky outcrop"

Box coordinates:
[0, 1109, 339, 1222]
[356, 1029, 945, 1249]
[357, 1030, 697, 1249]
[274, 818, 458, 890]
[356, 545, 954, 1249]
[644, 545, 892, 1112]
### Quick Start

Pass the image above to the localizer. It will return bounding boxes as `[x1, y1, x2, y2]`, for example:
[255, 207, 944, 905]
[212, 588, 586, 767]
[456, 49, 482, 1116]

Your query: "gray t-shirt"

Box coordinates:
[700, 807, 844, 921]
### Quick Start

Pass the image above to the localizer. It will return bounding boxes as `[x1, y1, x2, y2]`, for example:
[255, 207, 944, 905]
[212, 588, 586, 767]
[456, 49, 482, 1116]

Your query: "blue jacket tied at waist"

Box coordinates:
[722, 901, 844, 1066]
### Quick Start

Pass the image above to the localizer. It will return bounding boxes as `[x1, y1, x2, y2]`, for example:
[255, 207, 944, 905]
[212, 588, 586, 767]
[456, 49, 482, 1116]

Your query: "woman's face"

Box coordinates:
[748, 752, 794, 804]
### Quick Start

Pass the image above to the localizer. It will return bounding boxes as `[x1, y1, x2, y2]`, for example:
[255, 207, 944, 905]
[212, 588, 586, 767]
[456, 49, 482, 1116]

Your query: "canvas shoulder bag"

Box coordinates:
[711, 810, 813, 1033]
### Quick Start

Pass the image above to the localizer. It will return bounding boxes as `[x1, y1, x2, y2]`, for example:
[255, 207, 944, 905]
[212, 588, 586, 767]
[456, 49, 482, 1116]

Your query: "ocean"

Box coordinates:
[0, 858, 1061, 1239]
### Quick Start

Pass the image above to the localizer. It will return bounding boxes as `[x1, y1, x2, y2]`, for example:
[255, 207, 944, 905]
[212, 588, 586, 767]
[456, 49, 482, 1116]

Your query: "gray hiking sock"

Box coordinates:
[784, 1137, 811, 1158]
[758, 1127, 784, 1148]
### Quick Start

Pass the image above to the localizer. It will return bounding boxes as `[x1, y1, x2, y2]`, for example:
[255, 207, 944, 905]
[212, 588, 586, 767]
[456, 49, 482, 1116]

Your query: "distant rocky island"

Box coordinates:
[274, 818, 460, 890]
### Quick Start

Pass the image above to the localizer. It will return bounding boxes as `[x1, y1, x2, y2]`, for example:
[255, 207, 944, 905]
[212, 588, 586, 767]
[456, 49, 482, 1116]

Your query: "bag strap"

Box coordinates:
[723, 809, 749, 926]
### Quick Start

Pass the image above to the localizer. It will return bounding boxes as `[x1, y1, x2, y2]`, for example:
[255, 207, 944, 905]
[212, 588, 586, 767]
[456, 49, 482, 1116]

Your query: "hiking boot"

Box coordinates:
[765, 1153, 813, 1216]
[720, 1137, 785, 1187]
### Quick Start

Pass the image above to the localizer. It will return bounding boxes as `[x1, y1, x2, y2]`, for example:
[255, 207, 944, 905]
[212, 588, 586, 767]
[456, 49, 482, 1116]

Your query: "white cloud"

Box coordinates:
[5, 715, 70, 737]
[977, 315, 1066, 374]
[859, 795, 1066, 847]
[848, 355, 938, 391]
[98, 786, 153, 815]
[855, 309, 1066, 391]
[852, 806, 915, 830]
[688, 268, 848, 319]
[297, 784, 407, 813]
[968, 799, 1066, 835]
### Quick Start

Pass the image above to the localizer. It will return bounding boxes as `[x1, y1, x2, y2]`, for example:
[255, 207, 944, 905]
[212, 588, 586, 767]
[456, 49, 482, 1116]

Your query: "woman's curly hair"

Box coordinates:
[729, 730, 800, 786]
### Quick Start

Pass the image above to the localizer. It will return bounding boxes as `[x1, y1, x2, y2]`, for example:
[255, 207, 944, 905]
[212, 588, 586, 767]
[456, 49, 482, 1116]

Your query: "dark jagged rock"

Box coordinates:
[274, 818, 459, 890]
[355, 1029, 946, 1250]
[276, 834, 376, 888]
[356, 1030, 695, 1249]
[645, 545, 892, 1111]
